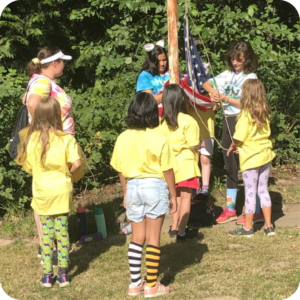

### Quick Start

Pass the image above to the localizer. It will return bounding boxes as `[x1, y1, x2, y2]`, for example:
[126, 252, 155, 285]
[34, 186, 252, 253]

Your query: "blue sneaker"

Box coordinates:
[57, 270, 70, 287]
[40, 274, 54, 288]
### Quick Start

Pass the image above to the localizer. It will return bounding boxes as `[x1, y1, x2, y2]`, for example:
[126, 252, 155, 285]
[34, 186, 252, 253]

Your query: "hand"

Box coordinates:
[221, 94, 229, 103]
[169, 196, 177, 214]
[210, 90, 220, 103]
[200, 140, 206, 148]
[226, 143, 237, 156]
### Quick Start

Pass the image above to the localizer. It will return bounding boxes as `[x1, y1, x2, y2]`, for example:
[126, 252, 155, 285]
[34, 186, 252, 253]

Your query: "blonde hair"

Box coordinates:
[240, 79, 270, 126]
[19, 97, 63, 167]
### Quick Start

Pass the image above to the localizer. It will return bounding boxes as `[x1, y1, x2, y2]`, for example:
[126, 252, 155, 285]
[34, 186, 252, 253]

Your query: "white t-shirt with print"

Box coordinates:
[209, 70, 257, 116]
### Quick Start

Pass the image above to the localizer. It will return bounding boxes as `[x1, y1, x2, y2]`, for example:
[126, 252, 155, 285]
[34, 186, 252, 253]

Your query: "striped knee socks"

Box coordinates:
[128, 242, 143, 287]
[145, 245, 161, 287]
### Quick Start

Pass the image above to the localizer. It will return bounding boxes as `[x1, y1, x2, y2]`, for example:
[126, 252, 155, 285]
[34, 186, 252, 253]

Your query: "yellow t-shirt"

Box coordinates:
[110, 127, 175, 179]
[186, 100, 215, 138]
[233, 110, 276, 172]
[160, 112, 201, 183]
[17, 129, 82, 215]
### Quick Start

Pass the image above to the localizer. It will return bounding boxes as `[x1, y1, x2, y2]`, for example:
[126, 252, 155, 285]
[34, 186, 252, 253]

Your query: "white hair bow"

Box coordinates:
[143, 40, 165, 52]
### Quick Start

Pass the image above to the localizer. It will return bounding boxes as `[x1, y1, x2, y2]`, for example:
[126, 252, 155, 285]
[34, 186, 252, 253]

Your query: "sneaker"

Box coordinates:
[264, 226, 276, 236]
[176, 234, 186, 243]
[168, 227, 178, 238]
[228, 226, 254, 238]
[37, 245, 42, 258]
[40, 274, 54, 288]
[128, 279, 145, 296]
[236, 213, 264, 225]
[57, 271, 70, 287]
[216, 208, 237, 224]
[144, 281, 170, 298]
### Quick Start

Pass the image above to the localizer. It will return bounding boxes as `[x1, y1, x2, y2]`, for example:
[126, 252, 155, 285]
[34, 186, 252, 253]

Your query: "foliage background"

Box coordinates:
[0, 0, 299, 214]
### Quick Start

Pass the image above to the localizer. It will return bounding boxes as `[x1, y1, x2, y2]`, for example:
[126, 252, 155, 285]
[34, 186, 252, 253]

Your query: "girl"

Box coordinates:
[203, 40, 264, 224]
[110, 93, 177, 298]
[227, 79, 276, 237]
[161, 84, 201, 242]
[16, 97, 84, 288]
[136, 40, 169, 116]
[24, 46, 74, 259]
[186, 100, 215, 196]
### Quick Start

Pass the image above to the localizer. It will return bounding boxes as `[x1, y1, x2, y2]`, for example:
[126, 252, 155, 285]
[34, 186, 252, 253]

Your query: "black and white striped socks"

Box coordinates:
[128, 242, 143, 287]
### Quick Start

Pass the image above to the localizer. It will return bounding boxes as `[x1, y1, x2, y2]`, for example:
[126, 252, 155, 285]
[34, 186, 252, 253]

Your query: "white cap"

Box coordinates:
[40, 51, 72, 65]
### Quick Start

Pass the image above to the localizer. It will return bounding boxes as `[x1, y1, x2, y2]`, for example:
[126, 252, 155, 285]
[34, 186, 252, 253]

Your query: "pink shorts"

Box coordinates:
[175, 177, 199, 189]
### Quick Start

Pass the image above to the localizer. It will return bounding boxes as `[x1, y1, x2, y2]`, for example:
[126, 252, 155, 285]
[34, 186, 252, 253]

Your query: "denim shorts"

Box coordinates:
[125, 178, 169, 223]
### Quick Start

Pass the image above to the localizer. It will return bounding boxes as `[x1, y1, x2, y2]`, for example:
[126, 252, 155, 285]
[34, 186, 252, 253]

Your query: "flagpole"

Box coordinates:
[167, 0, 179, 84]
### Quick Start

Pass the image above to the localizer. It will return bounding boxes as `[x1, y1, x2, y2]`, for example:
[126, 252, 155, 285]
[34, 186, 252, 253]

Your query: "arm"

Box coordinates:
[226, 138, 242, 156]
[142, 89, 162, 104]
[163, 168, 177, 214]
[220, 94, 241, 108]
[203, 80, 220, 103]
[27, 94, 43, 117]
[69, 159, 81, 174]
[22, 93, 26, 104]
[118, 172, 127, 209]
[190, 144, 201, 150]
[189, 139, 205, 151]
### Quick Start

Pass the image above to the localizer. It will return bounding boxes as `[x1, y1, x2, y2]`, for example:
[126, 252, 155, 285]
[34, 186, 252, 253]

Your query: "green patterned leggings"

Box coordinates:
[40, 214, 69, 274]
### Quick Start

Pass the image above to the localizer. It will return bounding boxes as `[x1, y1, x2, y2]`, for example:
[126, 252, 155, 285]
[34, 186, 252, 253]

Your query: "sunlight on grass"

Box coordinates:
[0, 226, 299, 300]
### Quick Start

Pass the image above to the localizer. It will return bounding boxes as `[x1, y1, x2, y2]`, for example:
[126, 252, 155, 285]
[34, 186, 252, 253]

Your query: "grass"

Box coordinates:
[0, 225, 299, 299]
[0, 169, 299, 299]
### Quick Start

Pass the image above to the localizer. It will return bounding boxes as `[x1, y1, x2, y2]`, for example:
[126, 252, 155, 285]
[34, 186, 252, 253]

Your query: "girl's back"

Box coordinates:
[234, 111, 275, 173]
[19, 128, 81, 215]
[161, 112, 199, 158]
[161, 112, 200, 183]
[111, 127, 173, 180]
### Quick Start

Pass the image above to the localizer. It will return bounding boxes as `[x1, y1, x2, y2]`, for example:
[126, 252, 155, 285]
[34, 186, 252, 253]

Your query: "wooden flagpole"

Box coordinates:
[167, 0, 179, 84]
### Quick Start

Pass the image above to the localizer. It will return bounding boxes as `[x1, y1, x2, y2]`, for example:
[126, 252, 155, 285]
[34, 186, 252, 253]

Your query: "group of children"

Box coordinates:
[16, 40, 276, 296]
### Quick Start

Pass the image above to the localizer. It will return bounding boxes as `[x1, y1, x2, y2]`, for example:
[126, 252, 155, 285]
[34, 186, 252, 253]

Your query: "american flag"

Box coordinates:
[183, 17, 210, 94]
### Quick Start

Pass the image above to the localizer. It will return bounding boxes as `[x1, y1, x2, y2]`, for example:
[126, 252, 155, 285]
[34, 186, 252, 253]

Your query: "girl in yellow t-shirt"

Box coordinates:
[110, 93, 176, 297]
[227, 79, 276, 237]
[16, 97, 84, 288]
[161, 84, 201, 242]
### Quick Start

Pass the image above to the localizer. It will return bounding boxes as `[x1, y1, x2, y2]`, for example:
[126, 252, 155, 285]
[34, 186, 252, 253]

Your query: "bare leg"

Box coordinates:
[171, 194, 181, 231]
[261, 207, 272, 228]
[34, 211, 42, 245]
[200, 154, 211, 187]
[177, 188, 192, 235]
[131, 218, 146, 246]
[244, 214, 254, 230]
[145, 216, 165, 247]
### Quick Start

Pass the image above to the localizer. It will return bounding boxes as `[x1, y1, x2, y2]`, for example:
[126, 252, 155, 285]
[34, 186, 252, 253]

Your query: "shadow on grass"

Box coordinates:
[160, 231, 208, 285]
[67, 196, 127, 278]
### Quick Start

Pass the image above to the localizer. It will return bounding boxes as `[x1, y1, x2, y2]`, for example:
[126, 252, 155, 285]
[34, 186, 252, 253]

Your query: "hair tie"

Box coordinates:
[143, 40, 165, 52]
[32, 58, 40, 65]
